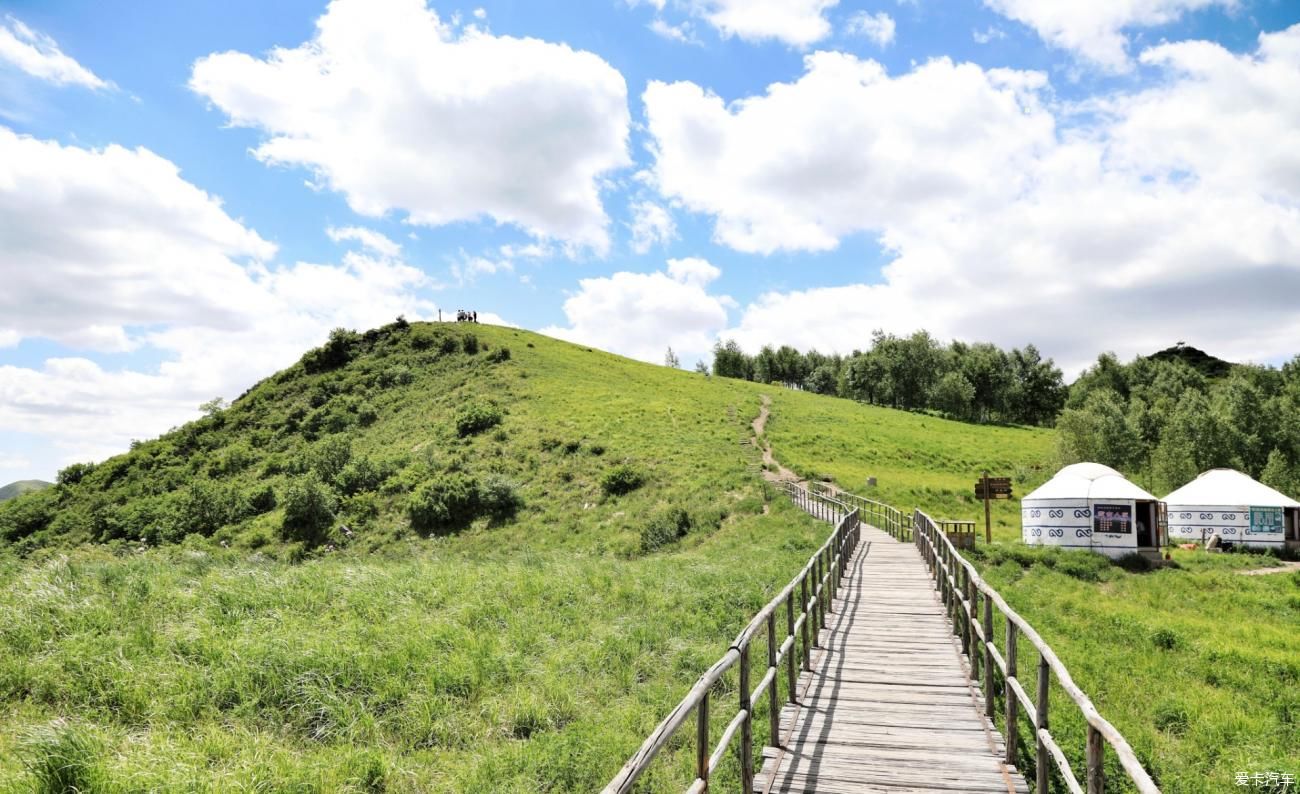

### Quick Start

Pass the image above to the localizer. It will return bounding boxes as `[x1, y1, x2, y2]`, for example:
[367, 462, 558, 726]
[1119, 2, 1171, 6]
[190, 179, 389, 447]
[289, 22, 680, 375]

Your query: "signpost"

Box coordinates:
[975, 473, 1013, 543]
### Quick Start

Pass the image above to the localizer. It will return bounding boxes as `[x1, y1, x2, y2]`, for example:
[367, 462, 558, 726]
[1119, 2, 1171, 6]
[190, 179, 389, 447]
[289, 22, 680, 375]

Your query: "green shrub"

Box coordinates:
[478, 475, 523, 519]
[455, 402, 502, 437]
[56, 462, 96, 486]
[175, 481, 238, 537]
[1152, 701, 1190, 735]
[640, 507, 693, 553]
[302, 327, 360, 373]
[462, 334, 479, 355]
[309, 436, 352, 481]
[601, 464, 645, 496]
[337, 458, 390, 496]
[1150, 627, 1181, 650]
[280, 475, 337, 546]
[247, 484, 277, 514]
[21, 721, 107, 794]
[486, 346, 511, 363]
[407, 473, 480, 534]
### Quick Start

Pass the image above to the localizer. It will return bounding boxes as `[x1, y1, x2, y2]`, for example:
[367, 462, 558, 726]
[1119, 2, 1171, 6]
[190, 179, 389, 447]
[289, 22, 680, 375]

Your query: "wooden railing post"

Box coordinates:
[1036, 654, 1050, 793]
[786, 590, 797, 703]
[968, 580, 979, 682]
[739, 644, 753, 794]
[767, 612, 780, 748]
[697, 691, 710, 792]
[800, 574, 811, 671]
[1005, 623, 1019, 767]
[1087, 724, 1105, 794]
[983, 594, 995, 720]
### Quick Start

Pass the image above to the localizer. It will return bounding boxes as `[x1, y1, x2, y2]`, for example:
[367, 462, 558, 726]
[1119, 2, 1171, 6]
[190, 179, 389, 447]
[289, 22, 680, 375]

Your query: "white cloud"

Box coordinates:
[628, 200, 678, 253]
[450, 254, 513, 285]
[327, 225, 402, 257]
[696, 0, 839, 47]
[983, 0, 1234, 71]
[649, 28, 1300, 374]
[190, 0, 631, 252]
[649, 18, 699, 45]
[0, 453, 30, 471]
[540, 259, 732, 362]
[973, 26, 1006, 44]
[644, 52, 1054, 253]
[846, 11, 895, 47]
[0, 128, 437, 470]
[0, 15, 109, 89]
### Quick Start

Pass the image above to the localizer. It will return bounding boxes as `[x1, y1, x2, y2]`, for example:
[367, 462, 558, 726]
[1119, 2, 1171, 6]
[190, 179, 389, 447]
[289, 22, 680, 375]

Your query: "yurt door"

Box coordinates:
[1157, 502, 1169, 547]
[1136, 502, 1155, 547]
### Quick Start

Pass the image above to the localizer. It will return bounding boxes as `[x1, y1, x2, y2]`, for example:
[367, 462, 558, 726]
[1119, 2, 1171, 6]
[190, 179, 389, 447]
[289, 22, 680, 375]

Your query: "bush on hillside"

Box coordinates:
[640, 507, 692, 553]
[601, 464, 645, 496]
[455, 402, 502, 437]
[308, 436, 352, 481]
[247, 484, 277, 514]
[407, 473, 480, 534]
[478, 474, 523, 519]
[280, 475, 337, 547]
[56, 462, 96, 487]
[302, 328, 361, 373]
[486, 346, 511, 363]
[336, 458, 391, 496]
[462, 334, 479, 355]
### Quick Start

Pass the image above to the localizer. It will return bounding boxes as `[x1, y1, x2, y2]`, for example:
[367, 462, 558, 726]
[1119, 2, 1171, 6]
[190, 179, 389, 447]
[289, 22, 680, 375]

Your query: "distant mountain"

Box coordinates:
[1145, 344, 1233, 379]
[0, 480, 52, 502]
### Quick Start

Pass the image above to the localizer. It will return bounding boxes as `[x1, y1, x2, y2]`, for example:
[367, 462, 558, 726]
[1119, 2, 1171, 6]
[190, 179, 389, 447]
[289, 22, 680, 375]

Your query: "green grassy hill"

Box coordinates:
[0, 480, 51, 502]
[1, 321, 840, 791]
[2, 322, 1291, 792]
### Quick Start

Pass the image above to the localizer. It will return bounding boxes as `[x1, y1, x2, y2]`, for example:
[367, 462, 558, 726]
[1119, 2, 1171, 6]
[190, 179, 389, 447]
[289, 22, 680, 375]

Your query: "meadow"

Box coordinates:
[765, 386, 1300, 793]
[0, 324, 858, 792]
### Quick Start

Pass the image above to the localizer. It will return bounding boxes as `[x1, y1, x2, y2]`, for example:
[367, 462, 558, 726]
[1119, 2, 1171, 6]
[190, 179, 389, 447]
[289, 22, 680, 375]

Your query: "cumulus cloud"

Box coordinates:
[541, 258, 732, 362]
[645, 52, 1054, 253]
[846, 11, 895, 47]
[983, 0, 1234, 71]
[0, 15, 109, 89]
[651, 27, 1300, 374]
[190, 0, 631, 252]
[326, 226, 401, 257]
[0, 128, 437, 470]
[696, 0, 839, 47]
[628, 200, 678, 253]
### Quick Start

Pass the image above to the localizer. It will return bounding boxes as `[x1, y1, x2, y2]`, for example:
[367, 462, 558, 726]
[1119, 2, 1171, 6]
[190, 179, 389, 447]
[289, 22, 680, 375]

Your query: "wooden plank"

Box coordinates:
[759, 524, 1028, 794]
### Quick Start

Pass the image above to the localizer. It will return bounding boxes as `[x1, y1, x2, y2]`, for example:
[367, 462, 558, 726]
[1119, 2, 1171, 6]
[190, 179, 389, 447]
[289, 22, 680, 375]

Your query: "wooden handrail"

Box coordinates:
[912, 509, 1160, 794]
[809, 484, 913, 542]
[601, 484, 861, 794]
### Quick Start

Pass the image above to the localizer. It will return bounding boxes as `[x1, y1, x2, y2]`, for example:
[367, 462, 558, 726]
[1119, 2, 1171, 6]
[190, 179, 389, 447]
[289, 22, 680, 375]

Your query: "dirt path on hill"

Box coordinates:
[752, 395, 802, 484]
[1237, 560, 1300, 576]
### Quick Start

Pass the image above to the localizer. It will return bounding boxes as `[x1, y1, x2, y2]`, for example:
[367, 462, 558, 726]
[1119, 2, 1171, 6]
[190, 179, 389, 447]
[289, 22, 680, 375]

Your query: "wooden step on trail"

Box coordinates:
[754, 525, 1028, 794]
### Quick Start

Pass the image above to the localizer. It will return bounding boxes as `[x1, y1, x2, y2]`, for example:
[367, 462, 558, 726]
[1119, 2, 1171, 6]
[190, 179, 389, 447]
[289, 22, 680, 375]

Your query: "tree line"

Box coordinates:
[1057, 350, 1300, 496]
[701, 330, 1068, 427]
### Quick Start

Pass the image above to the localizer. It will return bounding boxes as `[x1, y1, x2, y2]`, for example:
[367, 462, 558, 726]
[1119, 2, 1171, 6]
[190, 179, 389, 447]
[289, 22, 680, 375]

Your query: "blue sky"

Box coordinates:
[2, 0, 1300, 482]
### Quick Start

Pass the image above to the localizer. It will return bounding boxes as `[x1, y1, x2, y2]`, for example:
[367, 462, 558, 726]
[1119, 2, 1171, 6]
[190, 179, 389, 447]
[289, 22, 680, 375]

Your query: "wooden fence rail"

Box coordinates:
[912, 509, 1160, 794]
[602, 484, 861, 794]
[810, 485, 912, 542]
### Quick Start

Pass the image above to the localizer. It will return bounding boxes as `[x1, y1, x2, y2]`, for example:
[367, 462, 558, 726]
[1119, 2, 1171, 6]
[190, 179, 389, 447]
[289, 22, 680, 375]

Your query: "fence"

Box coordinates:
[601, 484, 860, 794]
[811, 484, 912, 542]
[913, 509, 1159, 794]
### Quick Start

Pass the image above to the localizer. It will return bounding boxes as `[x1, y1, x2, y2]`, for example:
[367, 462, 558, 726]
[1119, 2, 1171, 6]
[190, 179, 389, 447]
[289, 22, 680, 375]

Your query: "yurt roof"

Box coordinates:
[1023, 462, 1159, 502]
[1163, 468, 1300, 508]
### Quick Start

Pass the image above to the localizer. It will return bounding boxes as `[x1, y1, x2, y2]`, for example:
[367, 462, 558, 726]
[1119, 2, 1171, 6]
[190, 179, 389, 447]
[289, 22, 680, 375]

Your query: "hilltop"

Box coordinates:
[1145, 343, 1234, 379]
[0, 480, 51, 502]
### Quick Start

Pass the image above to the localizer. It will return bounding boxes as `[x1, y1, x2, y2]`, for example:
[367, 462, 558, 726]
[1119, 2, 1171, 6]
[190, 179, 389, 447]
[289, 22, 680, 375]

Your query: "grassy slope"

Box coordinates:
[0, 324, 831, 792]
[766, 387, 1300, 793]
[0, 480, 51, 502]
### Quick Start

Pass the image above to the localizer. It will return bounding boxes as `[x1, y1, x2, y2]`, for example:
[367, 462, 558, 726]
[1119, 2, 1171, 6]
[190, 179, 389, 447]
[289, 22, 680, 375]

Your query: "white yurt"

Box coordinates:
[1163, 468, 1300, 551]
[1021, 462, 1166, 559]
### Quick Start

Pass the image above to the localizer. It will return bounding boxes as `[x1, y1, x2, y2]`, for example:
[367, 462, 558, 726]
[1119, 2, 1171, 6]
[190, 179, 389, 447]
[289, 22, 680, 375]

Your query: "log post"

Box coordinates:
[740, 644, 753, 794]
[983, 595, 995, 719]
[697, 690, 710, 792]
[1086, 724, 1105, 794]
[1036, 654, 1050, 793]
[1005, 622, 1019, 767]
[800, 573, 811, 670]
[767, 612, 780, 748]
[785, 591, 797, 703]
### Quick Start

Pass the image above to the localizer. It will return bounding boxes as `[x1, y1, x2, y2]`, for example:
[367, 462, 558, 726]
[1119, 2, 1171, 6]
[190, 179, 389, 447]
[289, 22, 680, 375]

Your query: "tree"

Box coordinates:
[1261, 449, 1296, 498]
[1008, 345, 1066, 426]
[281, 475, 336, 546]
[693, 360, 709, 375]
[198, 397, 227, 417]
[1055, 389, 1134, 470]
[804, 365, 838, 396]
[711, 339, 753, 380]
[931, 372, 975, 420]
[664, 347, 680, 368]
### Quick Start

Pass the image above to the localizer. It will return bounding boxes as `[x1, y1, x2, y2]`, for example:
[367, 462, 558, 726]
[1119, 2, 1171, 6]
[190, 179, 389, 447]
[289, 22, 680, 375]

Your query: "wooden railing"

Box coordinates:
[602, 485, 861, 794]
[810, 485, 912, 542]
[912, 509, 1160, 794]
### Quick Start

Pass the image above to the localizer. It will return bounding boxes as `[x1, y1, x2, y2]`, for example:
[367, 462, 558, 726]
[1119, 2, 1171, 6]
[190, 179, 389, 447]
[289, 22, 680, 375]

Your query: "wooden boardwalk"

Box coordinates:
[756, 524, 1029, 794]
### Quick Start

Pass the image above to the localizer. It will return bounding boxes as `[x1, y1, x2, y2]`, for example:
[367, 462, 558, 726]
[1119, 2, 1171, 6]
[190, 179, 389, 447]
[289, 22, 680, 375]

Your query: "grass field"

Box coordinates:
[3, 326, 1295, 791]
[0, 325, 836, 792]
[765, 386, 1300, 793]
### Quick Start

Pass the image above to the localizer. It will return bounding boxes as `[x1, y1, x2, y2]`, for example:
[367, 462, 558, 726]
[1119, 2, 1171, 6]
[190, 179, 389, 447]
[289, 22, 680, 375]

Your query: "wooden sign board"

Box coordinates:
[974, 477, 1013, 499]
